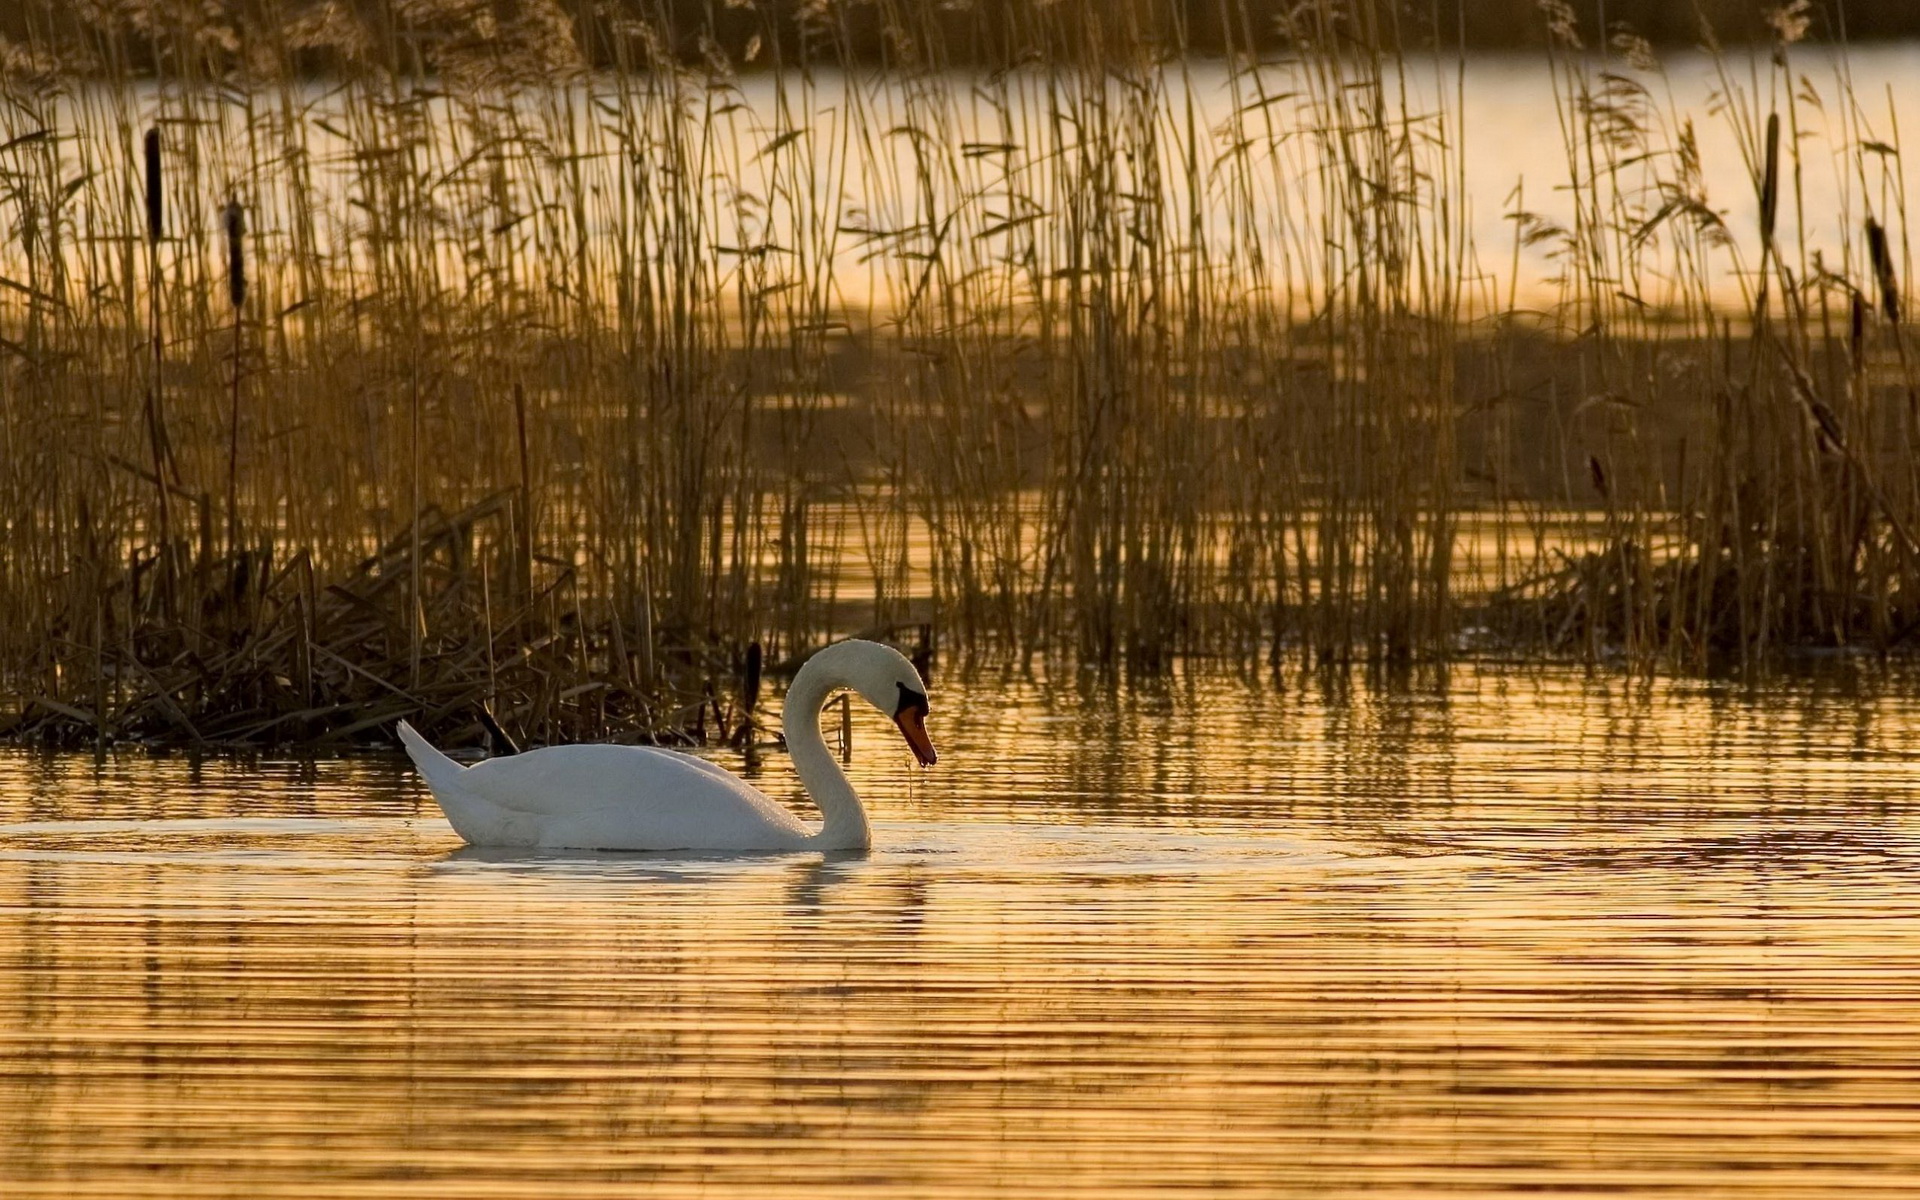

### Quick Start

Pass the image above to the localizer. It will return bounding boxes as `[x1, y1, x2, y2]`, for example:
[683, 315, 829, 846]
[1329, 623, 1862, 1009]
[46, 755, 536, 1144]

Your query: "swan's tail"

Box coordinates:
[397, 720, 468, 798]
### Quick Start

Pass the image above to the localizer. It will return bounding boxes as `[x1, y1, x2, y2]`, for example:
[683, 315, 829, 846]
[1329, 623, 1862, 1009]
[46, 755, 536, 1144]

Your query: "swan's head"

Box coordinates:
[824, 639, 937, 767]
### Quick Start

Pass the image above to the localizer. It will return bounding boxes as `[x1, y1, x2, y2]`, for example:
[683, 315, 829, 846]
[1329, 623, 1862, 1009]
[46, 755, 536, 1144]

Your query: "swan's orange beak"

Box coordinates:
[895, 705, 937, 767]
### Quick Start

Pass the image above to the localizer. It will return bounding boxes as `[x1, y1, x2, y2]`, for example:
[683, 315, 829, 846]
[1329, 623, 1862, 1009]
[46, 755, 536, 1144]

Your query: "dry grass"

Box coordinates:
[0, 0, 1912, 747]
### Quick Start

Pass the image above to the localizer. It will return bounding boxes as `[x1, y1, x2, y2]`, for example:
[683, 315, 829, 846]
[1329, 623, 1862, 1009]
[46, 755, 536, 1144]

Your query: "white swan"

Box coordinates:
[395, 639, 935, 852]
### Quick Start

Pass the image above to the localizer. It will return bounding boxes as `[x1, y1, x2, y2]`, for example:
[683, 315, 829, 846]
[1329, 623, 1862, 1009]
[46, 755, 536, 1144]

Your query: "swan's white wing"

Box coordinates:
[661, 747, 758, 789]
[458, 744, 757, 812]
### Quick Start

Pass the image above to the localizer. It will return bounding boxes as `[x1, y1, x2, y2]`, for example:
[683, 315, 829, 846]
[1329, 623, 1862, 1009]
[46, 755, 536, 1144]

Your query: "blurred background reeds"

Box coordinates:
[0, 0, 1913, 747]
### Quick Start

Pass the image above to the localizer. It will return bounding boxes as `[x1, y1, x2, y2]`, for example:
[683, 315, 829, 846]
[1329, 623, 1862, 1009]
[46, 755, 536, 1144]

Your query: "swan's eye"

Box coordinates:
[894, 681, 929, 717]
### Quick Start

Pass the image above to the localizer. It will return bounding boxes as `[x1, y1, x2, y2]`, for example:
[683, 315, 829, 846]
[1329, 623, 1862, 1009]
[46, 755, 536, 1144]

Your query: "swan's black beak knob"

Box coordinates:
[893, 686, 937, 767]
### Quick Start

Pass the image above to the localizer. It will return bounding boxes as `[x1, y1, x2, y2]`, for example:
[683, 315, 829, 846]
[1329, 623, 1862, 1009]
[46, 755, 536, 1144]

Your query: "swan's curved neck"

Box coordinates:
[783, 659, 870, 850]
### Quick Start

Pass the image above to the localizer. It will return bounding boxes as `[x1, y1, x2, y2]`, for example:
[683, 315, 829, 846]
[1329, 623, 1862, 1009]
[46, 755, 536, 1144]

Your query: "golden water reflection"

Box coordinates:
[4, 663, 1920, 1196]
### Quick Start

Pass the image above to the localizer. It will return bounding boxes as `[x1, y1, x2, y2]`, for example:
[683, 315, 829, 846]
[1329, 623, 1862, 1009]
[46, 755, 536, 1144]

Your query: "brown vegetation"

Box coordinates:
[0, 0, 1913, 747]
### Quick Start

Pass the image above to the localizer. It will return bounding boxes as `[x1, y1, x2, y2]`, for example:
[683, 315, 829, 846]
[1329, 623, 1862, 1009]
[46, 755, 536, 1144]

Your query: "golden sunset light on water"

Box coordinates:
[6, 665, 1920, 1196]
[7, 0, 1920, 1193]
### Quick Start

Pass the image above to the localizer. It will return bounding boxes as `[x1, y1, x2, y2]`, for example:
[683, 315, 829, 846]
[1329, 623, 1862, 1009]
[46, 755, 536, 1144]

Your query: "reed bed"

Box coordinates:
[0, 0, 1912, 747]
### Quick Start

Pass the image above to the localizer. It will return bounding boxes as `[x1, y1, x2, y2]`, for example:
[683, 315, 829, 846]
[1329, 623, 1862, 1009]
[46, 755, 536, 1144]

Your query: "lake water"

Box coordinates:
[4, 661, 1920, 1196]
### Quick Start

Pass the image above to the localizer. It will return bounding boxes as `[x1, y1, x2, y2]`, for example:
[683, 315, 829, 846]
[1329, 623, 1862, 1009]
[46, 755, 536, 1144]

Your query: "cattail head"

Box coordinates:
[224, 200, 246, 310]
[143, 127, 162, 244]
[1867, 218, 1902, 324]
[1759, 113, 1780, 249]
[742, 640, 762, 715]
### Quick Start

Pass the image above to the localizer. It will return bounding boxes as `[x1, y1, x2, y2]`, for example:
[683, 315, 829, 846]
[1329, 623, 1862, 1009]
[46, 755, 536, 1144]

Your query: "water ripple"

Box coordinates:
[4, 663, 1920, 1196]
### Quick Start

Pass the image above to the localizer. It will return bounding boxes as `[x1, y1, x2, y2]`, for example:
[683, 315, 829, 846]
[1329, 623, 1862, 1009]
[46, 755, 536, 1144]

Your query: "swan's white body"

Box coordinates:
[397, 640, 934, 852]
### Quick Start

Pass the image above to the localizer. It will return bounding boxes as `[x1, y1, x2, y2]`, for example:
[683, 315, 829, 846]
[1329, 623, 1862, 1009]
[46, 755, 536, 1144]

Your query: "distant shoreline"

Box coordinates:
[6, 1, 1919, 70]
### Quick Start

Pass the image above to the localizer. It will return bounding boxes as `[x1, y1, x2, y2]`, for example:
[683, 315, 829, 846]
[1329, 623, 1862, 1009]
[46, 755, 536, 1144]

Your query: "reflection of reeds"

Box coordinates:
[0, 1, 1912, 746]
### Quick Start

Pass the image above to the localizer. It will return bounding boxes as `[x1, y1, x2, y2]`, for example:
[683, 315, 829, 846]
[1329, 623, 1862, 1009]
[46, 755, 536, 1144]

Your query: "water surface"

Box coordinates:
[4, 664, 1920, 1196]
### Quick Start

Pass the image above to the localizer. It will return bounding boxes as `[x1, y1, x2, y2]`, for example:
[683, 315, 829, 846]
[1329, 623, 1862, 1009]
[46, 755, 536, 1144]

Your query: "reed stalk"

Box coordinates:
[223, 198, 243, 562]
[140, 125, 173, 618]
